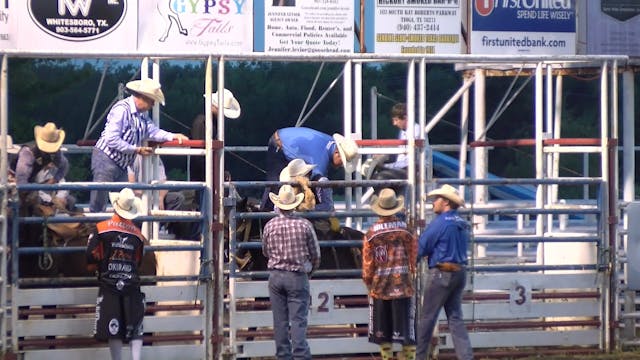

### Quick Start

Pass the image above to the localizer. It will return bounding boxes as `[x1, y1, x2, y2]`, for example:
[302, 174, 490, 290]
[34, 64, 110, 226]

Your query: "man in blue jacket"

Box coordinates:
[261, 127, 358, 211]
[416, 184, 473, 360]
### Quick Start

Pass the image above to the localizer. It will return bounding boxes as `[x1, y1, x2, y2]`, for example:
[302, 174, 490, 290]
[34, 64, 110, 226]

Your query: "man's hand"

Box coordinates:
[136, 146, 153, 155]
[173, 133, 189, 145]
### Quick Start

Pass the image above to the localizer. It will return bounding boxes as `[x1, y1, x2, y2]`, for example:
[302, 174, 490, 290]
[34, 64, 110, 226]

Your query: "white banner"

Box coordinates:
[374, 0, 462, 55]
[264, 0, 354, 54]
[138, 0, 253, 54]
[0, 0, 17, 50]
[16, 0, 137, 53]
[581, 0, 640, 56]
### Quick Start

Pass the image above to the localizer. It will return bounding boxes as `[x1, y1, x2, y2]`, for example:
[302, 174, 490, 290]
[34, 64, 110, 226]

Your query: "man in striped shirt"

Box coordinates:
[262, 184, 320, 360]
[90, 78, 188, 213]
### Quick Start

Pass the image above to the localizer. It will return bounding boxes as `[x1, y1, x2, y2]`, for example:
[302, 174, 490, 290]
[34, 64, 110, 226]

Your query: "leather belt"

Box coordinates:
[436, 262, 462, 272]
[272, 131, 283, 150]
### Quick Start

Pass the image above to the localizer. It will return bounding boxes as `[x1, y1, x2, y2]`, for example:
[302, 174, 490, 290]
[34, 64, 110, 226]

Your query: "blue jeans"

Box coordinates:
[90, 149, 128, 212]
[416, 268, 473, 360]
[268, 269, 311, 360]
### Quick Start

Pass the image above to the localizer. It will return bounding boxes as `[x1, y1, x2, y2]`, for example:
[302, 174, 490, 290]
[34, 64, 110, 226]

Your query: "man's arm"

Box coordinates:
[15, 148, 34, 185]
[307, 222, 321, 273]
[52, 153, 69, 182]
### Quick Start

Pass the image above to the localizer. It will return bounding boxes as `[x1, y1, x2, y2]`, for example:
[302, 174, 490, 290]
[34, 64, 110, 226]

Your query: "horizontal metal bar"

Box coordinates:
[17, 181, 206, 191]
[235, 240, 361, 250]
[17, 244, 203, 255]
[472, 236, 601, 243]
[19, 214, 204, 224]
[235, 210, 376, 220]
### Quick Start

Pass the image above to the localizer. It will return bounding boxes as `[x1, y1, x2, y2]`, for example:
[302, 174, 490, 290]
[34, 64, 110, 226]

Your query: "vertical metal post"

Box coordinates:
[0, 54, 8, 353]
[215, 55, 226, 360]
[545, 65, 554, 234]
[622, 69, 635, 202]
[354, 62, 363, 228]
[343, 60, 353, 227]
[418, 59, 427, 221]
[472, 68, 487, 257]
[370, 86, 377, 140]
[151, 60, 161, 241]
[534, 62, 545, 262]
[599, 61, 612, 351]
[406, 59, 416, 225]
[459, 74, 471, 201]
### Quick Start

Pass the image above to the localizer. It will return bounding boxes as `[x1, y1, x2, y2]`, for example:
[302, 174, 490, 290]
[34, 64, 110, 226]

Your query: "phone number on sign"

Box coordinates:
[55, 26, 100, 35]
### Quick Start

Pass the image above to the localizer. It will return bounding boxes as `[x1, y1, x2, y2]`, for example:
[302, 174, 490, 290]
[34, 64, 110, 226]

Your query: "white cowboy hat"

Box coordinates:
[269, 184, 304, 211]
[332, 133, 358, 174]
[206, 88, 241, 119]
[126, 78, 166, 106]
[109, 187, 143, 220]
[279, 158, 316, 182]
[1, 135, 21, 154]
[34, 122, 65, 153]
[360, 155, 388, 180]
[426, 184, 465, 207]
[370, 188, 405, 216]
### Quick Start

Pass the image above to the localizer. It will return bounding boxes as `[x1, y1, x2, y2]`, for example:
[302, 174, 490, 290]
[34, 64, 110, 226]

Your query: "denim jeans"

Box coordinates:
[416, 268, 473, 360]
[90, 149, 128, 212]
[268, 269, 311, 360]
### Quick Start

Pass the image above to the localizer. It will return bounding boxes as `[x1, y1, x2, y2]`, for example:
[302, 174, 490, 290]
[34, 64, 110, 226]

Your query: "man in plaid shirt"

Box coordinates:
[262, 184, 320, 360]
[363, 188, 417, 360]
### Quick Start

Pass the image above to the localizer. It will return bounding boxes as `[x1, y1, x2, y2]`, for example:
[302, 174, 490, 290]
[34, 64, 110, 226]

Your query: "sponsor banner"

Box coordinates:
[583, 0, 640, 56]
[264, 0, 353, 54]
[471, 0, 576, 54]
[0, 0, 17, 50]
[16, 0, 136, 52]
[373, 0, 462, 55]
[138, 0, 253, 54]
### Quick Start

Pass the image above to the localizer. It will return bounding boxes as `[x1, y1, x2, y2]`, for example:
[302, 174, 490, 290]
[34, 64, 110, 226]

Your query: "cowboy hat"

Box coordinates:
[333, 133, 358, 174]
[1, 135, 21, 154]
[269, 184, 304, 211]
[126, 78, 166, 106]
[34, 122, 65, 153]
[109, 187, 143, 220]
[279, 158, 316, 182]
[206, 88, 241, 119]
[360, 155, 388, 180]
[370, 188, 405, 216]
[426, 184, 465, 207]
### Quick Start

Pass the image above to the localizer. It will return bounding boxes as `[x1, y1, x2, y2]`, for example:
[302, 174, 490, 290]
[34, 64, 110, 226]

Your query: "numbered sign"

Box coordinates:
[509, 280, 531, 314]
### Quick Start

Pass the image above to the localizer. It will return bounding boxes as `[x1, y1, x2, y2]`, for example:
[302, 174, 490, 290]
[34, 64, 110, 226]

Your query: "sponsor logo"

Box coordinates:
[108, 318, 119, 335]
[28, 0, 126, 41]
[475, 0, 495, 16]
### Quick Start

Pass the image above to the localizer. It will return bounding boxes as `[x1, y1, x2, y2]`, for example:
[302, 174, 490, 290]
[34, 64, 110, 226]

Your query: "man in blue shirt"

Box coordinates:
[90, 78, 189, 213]
[261, 127, 358, 211]
[416, 184, 473, 360]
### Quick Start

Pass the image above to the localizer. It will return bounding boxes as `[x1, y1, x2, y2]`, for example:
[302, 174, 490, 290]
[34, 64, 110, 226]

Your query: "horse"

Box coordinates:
[16, 203, 157, 282]
[156, 0, 188, 42]
[226, 196, 364, 275]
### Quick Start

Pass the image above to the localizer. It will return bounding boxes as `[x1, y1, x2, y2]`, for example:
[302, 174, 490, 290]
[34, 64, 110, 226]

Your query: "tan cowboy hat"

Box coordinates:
[426, 184, 465, 207]
[109, 188, 142, 220]
[370, 188, 405, 216]
[207, 88, 241, 119]
[279, 158, 316, 182]
[332, 133, 358, 174]
[126, 78, 166, 106]
[34, 122, 65, 153]
[269, 184, 304, 211]
[1, 135, 21, 154]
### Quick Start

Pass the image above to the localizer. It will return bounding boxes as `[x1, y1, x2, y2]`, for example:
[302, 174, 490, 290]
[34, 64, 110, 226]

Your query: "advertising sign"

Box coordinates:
[374, 0, 462, 55]
[138, 0, 253, 54]
[0, 0, 17, 50]
[15, 0, 137, 53]
[582, 0, 640, 56]
[264, 0, 354, 54]
[471, 0, 576, 55]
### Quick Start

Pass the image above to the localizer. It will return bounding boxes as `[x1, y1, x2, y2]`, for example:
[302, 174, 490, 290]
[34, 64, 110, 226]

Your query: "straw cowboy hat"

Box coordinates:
[370, 188, 405, 216]
[426, 184, 465, 207]
[269, 184, 304, 211]
[1, 135, 21, 154]
[332, 134, 359, 174]
[109, 188, 143, 220]
[279, 158, 316, 182]
[34, 122, 65, 153]
[207, 88, 241, 119]
[126, 78, 166, 106]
